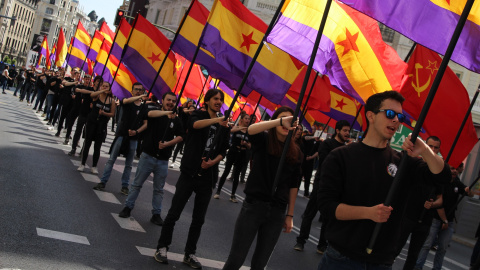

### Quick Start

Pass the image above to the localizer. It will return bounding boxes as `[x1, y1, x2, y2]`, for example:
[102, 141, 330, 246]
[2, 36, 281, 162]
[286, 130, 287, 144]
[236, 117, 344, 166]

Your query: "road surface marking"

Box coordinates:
[36, 228, 90, 245]
[111, 213, 146, 233]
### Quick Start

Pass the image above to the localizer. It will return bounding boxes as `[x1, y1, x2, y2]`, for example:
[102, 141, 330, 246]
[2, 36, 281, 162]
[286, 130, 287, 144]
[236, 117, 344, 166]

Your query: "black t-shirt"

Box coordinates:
[142, 113, 185, 160]
[73, 85, 92, 112]
[243, 132, 302, 207]
[47, 77, 62, 94]
[434, 177, 467, 222]
[230, 130, 249, 150]
[180, 110, 230, 177]
[88, 97, 113, 124]
[59, 77, 75, 104]
[78, 89, 93, 117]
[115, 100, 148, 140]
[403, 176, 443, 223]
[25, 70, 36, 84]
[314, 138, 345, 180]
[317, 142, 451, 265]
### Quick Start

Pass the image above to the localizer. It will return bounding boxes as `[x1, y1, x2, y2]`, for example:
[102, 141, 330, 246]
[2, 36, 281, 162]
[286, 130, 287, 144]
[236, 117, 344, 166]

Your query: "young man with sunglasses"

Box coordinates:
[93, 82, 148, 193]
[317, 91, 450, 270]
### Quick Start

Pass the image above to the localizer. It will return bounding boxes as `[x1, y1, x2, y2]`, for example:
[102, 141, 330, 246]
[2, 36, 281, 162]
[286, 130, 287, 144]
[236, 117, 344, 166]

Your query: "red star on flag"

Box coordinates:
[148, 52, 162, 65]
[240, 32, 258, 52]
[337, 28, 360, 56]
[335, 98, 347, 110]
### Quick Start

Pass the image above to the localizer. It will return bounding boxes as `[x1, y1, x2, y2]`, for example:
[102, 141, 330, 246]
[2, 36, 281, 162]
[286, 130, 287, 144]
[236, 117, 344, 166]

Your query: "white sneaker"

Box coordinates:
[169, 164, 174, 168]
[91, 167, 98, 174]
[213, 194, 220, 199]
[77, 165, 85, 172]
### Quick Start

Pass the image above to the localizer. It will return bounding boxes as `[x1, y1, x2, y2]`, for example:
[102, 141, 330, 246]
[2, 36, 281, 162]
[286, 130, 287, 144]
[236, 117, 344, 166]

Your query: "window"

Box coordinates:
[46, 7, 54, 15]
[379, 23, 395, 43]
[154, 9, 160, 24]
[40, 18, 52, 34]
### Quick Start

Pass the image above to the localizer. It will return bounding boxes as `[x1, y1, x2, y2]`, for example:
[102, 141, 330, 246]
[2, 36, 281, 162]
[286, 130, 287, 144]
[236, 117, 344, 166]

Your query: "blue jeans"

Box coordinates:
[124, 152, 168, 215]
[317, 246, 392, 270]
[415, 219, 454, 270]
[100, 136, 137, 187]
[45, 94, 55, 119]
[33, 88, 45, 109]
[223, 199, 286, 270]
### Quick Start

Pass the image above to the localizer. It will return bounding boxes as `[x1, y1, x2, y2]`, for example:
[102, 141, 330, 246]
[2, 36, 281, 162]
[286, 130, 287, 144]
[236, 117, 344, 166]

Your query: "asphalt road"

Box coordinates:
[0, 88, 475, 270]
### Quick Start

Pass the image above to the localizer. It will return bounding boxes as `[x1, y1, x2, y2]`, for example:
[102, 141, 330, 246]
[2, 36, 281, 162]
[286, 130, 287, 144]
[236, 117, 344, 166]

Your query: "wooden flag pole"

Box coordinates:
[366, 0, 475, 254]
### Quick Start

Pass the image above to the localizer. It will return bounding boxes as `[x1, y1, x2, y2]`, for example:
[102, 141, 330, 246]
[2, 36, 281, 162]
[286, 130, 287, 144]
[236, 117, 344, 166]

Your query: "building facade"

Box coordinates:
[30, 0, 97, 59]
[0, 0, 38, 66]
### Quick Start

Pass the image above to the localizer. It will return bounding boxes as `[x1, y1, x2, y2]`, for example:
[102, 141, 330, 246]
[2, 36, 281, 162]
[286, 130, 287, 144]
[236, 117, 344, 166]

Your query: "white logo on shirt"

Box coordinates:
[387, 163, 397, 177]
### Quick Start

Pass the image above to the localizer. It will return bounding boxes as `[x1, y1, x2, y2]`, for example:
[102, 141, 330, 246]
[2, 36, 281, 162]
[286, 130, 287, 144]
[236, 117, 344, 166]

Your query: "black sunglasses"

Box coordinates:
[376, 109, 405, 123]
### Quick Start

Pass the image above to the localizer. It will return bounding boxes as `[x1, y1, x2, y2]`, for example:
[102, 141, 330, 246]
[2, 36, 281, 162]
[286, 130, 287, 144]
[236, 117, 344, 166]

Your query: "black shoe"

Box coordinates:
[317, 245, 327, 254]
[183, 254, 202, 269]
[46, 121, 52, 125]
[154, 247, 168, 264]
[54, 132, 60, 137]
[304, 193, 310, 198]
[294, 242, 304, 251]
[63, 139, 69, 145]
[119, 207, 132, 218]
[120, 186, 129, 195]
[150, 214, 164, 226]
[93, 183, 106, 191]
[68, 149, 76, 156]
[13, 94, 17, 97]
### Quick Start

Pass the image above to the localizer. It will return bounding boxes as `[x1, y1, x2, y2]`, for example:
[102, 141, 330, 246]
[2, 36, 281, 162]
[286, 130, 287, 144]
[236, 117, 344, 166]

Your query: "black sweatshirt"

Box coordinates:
[314, 137, 346, 181]
[243, 132, 302, 208]
[180, 110, 230, 178]
[318, 142, 450, 265]
[142, 113, 184, 160]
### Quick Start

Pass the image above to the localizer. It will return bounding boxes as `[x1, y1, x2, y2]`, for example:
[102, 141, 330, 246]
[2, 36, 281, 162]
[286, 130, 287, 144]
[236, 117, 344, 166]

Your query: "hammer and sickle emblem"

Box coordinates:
[408, 63, 431, 97]
[175, 60, 182, 69]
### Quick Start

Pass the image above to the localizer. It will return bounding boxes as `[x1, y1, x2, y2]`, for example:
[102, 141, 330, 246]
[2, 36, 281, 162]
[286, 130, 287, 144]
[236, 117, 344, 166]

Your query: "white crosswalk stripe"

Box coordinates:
[110, 213, 146, 233]
[36, 228, 90, 245]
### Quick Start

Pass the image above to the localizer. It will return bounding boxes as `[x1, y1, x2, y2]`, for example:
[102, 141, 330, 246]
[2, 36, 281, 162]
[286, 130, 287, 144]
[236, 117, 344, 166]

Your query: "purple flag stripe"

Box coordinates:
[346, 0, 480, 72]
[267, 15, 363, 103]
[173, 35, 254, 95]
[200, 24, 291, 104]
[122, 47, 172, 99]
[111, 43, 123, 62]
[322, 109, 361, 130]
[68, 54, 89, 73]
[72, 37, 90, 54]
[112, 81, 132, 100]
[86, 50, 99, 63]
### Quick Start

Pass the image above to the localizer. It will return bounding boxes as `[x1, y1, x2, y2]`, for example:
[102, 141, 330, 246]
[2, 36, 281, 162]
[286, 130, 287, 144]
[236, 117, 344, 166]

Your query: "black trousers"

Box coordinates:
[157, 172, 213, 255]
[397, 217, 432, 270]
[297, 180, 326, 248]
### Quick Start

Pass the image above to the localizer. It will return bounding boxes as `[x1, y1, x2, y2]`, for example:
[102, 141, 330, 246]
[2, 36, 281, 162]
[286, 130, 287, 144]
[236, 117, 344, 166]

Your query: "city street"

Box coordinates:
[0, 88, 475, 270]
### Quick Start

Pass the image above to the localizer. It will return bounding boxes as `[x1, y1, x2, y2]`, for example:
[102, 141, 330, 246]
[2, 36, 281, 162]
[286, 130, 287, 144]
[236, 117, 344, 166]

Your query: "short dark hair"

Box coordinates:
[162, 91, 176, 100]
[132, 82, 143, 90]
[364, 91, 405, 133]
[333, 120, 350, 137]
[93, 76, 103, 83]
[426, 136, 441, 145]
[365, 91, 405, 115]
[203, 89, 224, 109]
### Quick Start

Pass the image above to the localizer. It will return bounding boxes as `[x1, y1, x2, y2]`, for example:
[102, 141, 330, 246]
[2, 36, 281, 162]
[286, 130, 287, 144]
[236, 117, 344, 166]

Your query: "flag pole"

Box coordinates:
[350, 104, 363, 129]
[271, 0, 333, 197]
[92, 37, 105, 72]
[66, 21, 80, 66]
[110, 15, 139, 88]
[404, 42, 417, 62]
[318, 117, 332, 139]
[80, 37, 94, 74]
[445, 86, 480, 163]
[447, 167, 480, 217]
[101, 19, 123, 77]
[173, 58, 188, 94]
[299, 71, 320, 124]
[366, 0, 475, 254]
[148, 0, 195, 95]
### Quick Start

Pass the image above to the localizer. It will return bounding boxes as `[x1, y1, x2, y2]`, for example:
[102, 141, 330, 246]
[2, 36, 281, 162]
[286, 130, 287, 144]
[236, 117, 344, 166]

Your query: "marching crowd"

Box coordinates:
[2, 64, 480, 270]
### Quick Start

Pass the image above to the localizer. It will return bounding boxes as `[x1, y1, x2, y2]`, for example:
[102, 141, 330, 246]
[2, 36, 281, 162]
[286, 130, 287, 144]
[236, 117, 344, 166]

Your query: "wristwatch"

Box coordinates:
[443, 220, 448, 224]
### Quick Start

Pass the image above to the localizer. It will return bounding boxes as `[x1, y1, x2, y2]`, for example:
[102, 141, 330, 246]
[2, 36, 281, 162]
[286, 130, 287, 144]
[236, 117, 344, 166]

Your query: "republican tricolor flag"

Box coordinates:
[199, 0, 302, 104]
[267, 0, 407, 104]
[36, 35, 49, 69]
[68, 20, 92, 72]
[122, 15, 176, 99]
[55, 28, 68, 68]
